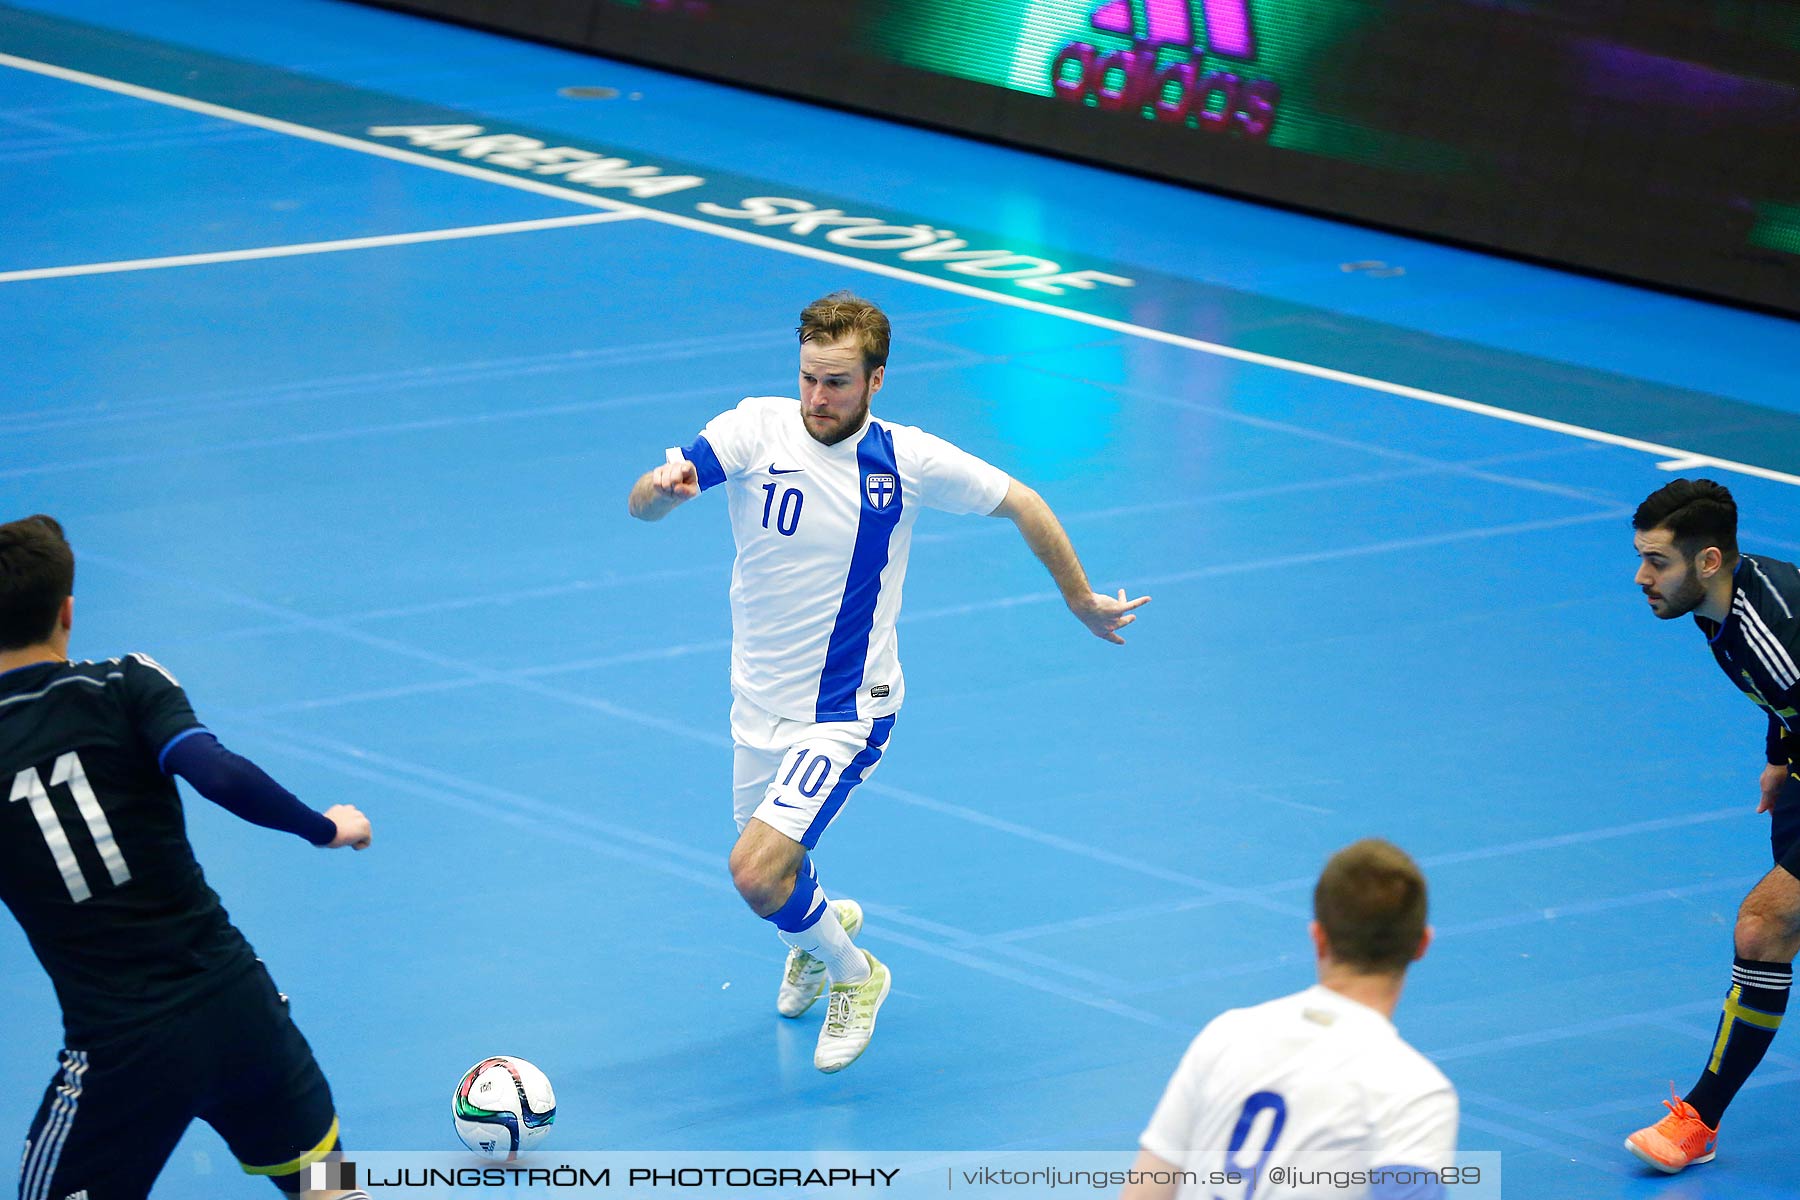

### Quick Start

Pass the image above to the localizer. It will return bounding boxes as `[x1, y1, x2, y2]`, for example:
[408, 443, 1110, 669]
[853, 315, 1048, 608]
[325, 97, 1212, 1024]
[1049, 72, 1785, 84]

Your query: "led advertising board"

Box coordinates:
[364, 0, 1800, 315]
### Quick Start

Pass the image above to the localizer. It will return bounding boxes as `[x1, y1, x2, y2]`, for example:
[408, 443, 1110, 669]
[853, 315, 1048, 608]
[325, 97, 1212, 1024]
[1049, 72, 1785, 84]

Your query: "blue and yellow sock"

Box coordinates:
[1685, 956, 1790, 1128]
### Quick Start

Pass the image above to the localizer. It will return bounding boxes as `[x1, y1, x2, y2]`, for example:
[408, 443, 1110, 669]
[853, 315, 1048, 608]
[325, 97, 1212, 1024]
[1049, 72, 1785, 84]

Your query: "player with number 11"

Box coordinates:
[0, 514, 373, 1200]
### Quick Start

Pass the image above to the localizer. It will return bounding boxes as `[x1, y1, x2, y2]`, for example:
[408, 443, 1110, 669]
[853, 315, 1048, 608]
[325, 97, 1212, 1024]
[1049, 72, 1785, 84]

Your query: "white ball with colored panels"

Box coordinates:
[452, 1056, 556, 1159]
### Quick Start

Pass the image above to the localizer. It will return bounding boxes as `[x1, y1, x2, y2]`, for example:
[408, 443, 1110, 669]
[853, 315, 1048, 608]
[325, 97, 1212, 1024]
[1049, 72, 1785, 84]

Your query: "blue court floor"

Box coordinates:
[3, 2, 1800, 1197]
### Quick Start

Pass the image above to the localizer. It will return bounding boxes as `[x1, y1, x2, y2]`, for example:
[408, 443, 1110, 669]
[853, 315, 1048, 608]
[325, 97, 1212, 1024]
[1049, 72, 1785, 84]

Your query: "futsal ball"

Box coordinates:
[452, 1056, 556, 1159]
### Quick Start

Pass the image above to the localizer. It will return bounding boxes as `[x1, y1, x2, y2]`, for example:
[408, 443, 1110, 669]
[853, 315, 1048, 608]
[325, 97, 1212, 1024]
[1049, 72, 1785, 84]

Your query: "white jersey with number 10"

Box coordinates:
[674, 396, 1010, 725]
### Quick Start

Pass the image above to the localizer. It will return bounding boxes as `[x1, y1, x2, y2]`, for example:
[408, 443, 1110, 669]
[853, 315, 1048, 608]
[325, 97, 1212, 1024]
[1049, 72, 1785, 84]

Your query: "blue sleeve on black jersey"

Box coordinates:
[161, 731, 336, 846]
[120, 653, 203, 760]
[156, 725, 207, 772]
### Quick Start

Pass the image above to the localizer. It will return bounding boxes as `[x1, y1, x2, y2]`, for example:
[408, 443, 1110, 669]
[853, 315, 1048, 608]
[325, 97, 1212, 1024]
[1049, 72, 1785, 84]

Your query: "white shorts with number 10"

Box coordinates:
[730, 690, 896, 848]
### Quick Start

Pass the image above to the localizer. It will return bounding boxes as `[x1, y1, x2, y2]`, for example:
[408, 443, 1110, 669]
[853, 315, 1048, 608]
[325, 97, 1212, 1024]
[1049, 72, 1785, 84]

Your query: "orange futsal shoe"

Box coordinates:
[1624, 1085, 1717, 1173]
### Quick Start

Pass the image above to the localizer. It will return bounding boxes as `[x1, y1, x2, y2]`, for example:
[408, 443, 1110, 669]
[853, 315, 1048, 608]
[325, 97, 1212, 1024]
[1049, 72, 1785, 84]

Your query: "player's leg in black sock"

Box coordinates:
[1684, 956, 1790, 1127]
[1684, 865, 1800, 1127]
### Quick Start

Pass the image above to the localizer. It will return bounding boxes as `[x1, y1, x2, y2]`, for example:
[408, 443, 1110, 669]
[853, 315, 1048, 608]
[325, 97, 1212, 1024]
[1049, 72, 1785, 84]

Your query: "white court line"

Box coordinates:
[4, 50, 1797, 488]
[0, 211, 639, 283]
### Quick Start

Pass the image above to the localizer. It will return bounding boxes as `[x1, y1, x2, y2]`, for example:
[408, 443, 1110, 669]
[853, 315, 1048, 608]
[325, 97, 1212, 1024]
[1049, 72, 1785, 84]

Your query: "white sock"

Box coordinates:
[779, 897, 870, 984]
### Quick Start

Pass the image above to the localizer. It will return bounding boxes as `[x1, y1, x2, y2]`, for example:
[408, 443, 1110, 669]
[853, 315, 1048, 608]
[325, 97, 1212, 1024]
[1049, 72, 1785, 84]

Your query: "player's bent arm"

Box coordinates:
[990, 479, 1088, 604]
[628, 458, 701, 521]
[1117, 1149, 1181, 1200]
[162, 732, 370, 850]
[990, 477, 1150, 644]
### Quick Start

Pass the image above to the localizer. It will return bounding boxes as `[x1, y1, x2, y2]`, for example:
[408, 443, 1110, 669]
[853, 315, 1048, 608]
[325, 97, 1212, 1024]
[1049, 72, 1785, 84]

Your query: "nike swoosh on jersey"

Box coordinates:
[771, 798, 803, 808]
[768, 466, 804, 475]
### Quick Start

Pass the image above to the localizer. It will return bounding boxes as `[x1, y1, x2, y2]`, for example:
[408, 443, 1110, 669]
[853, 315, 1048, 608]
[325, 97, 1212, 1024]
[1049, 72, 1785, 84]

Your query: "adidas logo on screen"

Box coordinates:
[1092, 0, 1255, 58]
[1051, 0, 1278, 139]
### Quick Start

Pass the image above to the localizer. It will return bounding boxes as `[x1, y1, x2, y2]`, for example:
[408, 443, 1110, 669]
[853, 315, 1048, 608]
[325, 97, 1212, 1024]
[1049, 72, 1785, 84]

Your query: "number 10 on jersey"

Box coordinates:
[10, 752, 131, 902]
[761, 483, 803, 536]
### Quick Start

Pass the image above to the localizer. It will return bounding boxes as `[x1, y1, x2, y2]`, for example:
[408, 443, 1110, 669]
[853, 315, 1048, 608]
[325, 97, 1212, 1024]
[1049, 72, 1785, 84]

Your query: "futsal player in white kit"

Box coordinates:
[1122, 840, 1458, 1199]
[628, 292, 1149, 1073]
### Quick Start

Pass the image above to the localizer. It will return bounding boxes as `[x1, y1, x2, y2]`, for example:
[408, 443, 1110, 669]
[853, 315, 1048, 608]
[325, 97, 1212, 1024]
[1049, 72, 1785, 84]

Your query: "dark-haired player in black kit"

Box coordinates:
[1625, 479, 1800, 1174]
[0, 515, 372, 1200]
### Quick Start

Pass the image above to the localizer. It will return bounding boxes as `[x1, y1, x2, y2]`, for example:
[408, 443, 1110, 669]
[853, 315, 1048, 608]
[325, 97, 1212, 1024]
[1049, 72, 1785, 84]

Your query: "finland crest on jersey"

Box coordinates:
[673, 396, 1010, 724]
[864, 473, 898, 510]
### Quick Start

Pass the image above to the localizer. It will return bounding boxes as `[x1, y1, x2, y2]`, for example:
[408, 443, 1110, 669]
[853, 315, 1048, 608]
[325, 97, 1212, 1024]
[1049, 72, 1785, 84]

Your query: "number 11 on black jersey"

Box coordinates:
[10, 750, 131, 902]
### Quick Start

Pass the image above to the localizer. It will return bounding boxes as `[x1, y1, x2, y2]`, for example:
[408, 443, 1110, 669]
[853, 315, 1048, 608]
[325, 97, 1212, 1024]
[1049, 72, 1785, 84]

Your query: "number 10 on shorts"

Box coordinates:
[782, 750, 832, 798]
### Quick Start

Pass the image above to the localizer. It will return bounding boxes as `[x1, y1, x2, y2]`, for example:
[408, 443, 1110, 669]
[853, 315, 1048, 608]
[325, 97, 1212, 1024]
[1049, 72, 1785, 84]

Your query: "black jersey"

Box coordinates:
[1695, 554, 1800, 764]
[0, 653, 258, 1044]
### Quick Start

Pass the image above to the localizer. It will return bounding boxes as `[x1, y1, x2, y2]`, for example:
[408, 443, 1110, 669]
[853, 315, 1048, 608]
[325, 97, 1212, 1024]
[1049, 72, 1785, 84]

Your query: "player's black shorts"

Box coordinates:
[18, 960, 338, 1200]
[1773, 764, 1800, 881]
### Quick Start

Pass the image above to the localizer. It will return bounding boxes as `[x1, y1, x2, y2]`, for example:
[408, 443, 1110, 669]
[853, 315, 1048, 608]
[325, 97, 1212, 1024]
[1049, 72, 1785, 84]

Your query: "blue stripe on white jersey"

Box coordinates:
[815, 422, 903, 721]
[679, 435, 727, 490]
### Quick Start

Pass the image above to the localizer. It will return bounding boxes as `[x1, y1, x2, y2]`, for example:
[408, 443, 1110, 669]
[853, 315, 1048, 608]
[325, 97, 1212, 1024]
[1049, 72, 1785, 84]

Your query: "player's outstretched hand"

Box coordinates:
[323, 804, 373, 850]
[1759, 762, 1788, 814]
[1072, 587, 1151, 645]
[651, 458, 701, 502]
